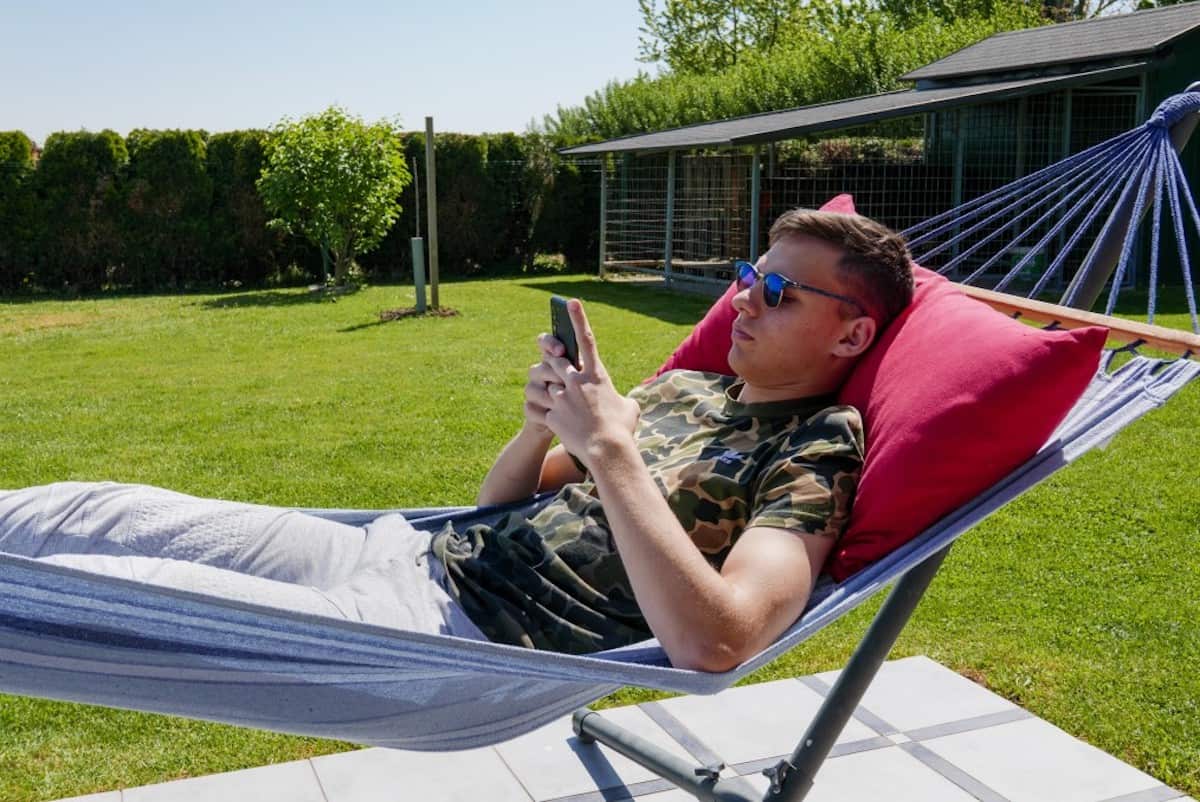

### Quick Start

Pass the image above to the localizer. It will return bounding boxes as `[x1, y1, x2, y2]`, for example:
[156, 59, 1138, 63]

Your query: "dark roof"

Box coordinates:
[560, 64, 1144, 155]
[904, 3, 1200, 82]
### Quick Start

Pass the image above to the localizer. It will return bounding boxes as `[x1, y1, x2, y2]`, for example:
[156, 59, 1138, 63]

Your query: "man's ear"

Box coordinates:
[833, 316, 876, 358]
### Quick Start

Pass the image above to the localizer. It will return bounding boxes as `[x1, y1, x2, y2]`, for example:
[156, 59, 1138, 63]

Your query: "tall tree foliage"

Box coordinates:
[549, 0, 1043, 145]
[257, 107, 412, 284]
[637, 0, 803, 74]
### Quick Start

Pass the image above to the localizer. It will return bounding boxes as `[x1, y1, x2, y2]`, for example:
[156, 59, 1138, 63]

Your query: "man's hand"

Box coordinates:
[523, 331, 569, 438]
[540, 299, 639, 472]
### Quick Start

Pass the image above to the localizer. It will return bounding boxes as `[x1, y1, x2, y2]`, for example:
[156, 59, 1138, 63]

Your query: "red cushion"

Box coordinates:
[649, 196, 1108, 581]
[829, 267, 1106, 580]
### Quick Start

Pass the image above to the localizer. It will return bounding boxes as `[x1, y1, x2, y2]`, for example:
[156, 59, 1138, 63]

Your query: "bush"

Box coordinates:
[207, 130, 286, 288]
[0, 131, 35, 291]
[34, 130, 128, 292]
[120, 129, 212, 289]
[2, 127, 595, 294]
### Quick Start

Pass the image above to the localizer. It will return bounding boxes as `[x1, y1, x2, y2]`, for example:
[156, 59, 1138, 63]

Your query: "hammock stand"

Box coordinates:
[567, 84, 1200, 802]
[2, 90, 1200, 802]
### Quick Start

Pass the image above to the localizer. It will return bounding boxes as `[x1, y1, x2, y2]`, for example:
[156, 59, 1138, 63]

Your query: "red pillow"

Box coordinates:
[649, 198, 1107, 581]
[829, 267, 1106, 580]
[650, 194, 856, 378]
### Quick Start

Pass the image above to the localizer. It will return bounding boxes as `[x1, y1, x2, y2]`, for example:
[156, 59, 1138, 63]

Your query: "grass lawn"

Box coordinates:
[1, 274, 1197, 801]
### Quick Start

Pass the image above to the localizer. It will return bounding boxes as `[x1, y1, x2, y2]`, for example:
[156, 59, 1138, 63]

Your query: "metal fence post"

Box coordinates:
[750, 149, 761, 263]
[664, 150, 676, 285]
[599, 159, 608, 279]
[410, 237, 427, 313]
[424, 116, 440, 310]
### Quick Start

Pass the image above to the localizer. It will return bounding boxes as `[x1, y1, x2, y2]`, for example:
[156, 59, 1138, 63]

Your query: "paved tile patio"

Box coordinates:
[56, 656, 1191, 802]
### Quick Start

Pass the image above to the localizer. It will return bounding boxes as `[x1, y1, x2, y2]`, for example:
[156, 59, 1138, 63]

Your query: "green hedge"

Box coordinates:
[0, 129, 597, 294]
[365, 131, 597, 280]
[0, 131, 35, 291]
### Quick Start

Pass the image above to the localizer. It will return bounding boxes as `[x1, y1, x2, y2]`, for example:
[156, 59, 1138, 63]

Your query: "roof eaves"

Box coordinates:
[728, 64, 1148, 145]
[562, 62, 1148, 156]
[902, 5, 1200, 82]
[559, 89, 915, 156]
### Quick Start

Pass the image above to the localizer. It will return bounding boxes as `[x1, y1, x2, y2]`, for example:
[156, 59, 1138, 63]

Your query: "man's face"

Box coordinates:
[728, 233, 869, 398]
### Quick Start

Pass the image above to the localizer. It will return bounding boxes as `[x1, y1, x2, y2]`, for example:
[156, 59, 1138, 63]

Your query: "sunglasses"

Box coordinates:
[735, 261, 868, 317]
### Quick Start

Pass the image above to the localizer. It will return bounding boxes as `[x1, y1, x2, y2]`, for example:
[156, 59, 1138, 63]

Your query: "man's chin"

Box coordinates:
[727, 344, 750, 378]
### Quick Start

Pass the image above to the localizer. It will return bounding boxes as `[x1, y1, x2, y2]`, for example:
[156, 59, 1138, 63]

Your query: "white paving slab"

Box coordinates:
[122, 759, 325, 802]
[920, 716, 1164, 802]
[804, 745, 982, 802]
[631, 747, 984, 802]
[494, 703, 694, 800]
[817, 655, 1015, 732]
[49, 657, 1188, 802]
[312, 745, 531, 802]
[654, 677, 880, 765]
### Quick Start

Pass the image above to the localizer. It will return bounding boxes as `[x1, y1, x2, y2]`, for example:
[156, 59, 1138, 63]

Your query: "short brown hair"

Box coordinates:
[768, 209, 913, 329]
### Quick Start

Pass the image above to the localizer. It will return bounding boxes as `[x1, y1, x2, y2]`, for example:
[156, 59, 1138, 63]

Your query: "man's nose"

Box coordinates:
[731, 280, 759, 316]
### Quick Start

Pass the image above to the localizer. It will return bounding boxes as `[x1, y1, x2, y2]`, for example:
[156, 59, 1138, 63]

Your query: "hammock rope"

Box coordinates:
[902, 90, 1200, 336]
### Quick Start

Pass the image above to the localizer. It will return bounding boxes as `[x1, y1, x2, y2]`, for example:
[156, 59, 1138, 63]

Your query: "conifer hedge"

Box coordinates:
[0, 129, 597, 294]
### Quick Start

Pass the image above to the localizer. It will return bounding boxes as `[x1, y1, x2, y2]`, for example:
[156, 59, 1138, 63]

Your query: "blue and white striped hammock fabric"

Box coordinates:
[2, 91, 1199, 753]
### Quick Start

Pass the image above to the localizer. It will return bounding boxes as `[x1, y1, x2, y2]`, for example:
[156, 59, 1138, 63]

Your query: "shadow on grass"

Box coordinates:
[517, 279, 718, 327]
[338, 307, 462, 333]
[339, 319, 391, 333]
[197, 287, 355, 309]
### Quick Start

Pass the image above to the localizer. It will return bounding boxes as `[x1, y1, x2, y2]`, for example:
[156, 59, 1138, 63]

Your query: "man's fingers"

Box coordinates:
[542, 354, 576, 383]
[528, 361, 563, 386]
[537, 332, 565, 358]
[523, 401, 548, 427]
[567, 299, 601, 373]
[524, 380, 558, 410]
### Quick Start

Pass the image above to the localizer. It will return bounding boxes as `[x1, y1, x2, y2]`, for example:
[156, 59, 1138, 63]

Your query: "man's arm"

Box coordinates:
[541, 300, 835, 672]
[476, 440, 585, 506]
[476, 335, 588, 506]
[587, 437, 832, 672]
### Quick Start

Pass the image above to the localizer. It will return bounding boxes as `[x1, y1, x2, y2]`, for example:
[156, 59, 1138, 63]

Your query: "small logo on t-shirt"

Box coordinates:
[716, 449, 742, 465]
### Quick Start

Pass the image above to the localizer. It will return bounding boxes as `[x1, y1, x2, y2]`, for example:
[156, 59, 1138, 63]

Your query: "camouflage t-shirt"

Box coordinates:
[432, 370, 864, 655]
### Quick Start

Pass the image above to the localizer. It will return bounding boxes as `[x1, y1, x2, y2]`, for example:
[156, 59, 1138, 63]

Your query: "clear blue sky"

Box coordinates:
[3, 1, 649, 146]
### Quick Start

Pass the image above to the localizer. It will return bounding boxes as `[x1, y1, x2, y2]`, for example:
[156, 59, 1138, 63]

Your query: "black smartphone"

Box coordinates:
[550, 295, 580, 368]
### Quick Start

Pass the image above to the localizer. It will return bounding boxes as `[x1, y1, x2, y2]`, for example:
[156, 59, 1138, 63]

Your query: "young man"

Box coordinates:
[0, 210, 911, 673]
[434, 210, 912, 670]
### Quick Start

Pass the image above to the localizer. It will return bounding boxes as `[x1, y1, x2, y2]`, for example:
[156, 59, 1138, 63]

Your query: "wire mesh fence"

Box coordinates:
[597, 83, 1158, 298]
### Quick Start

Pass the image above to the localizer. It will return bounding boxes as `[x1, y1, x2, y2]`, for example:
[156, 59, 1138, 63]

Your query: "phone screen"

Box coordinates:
[550, 296, 580, 368]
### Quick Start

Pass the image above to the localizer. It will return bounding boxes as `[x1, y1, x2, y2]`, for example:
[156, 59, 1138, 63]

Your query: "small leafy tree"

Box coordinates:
[257, 107, 411, 284]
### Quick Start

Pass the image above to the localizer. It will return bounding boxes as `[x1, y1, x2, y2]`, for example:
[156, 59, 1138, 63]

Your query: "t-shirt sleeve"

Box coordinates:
[748, 407, 863, 539]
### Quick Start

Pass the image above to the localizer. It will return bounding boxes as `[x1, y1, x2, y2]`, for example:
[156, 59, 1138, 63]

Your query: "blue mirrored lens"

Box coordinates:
[736, 262, 756, 289]
[763, 273, 786, 307]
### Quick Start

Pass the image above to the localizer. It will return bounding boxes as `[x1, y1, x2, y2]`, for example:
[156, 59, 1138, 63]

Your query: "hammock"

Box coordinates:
[2, 88, 1200, 799]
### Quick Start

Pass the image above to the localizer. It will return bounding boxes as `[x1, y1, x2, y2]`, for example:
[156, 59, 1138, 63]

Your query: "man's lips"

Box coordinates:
[731, 322, 754, 342]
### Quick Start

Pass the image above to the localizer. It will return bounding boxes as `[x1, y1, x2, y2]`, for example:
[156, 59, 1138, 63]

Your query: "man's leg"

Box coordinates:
[0, 481, 365, 583]
[0, 482, 484, 638]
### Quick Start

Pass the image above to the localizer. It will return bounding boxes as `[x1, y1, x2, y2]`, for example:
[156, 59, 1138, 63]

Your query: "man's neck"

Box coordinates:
[737, 372, 845, 405]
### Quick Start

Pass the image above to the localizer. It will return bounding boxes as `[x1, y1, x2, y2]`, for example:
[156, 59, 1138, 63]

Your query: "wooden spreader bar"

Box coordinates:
[961, 284, 1200, 357]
